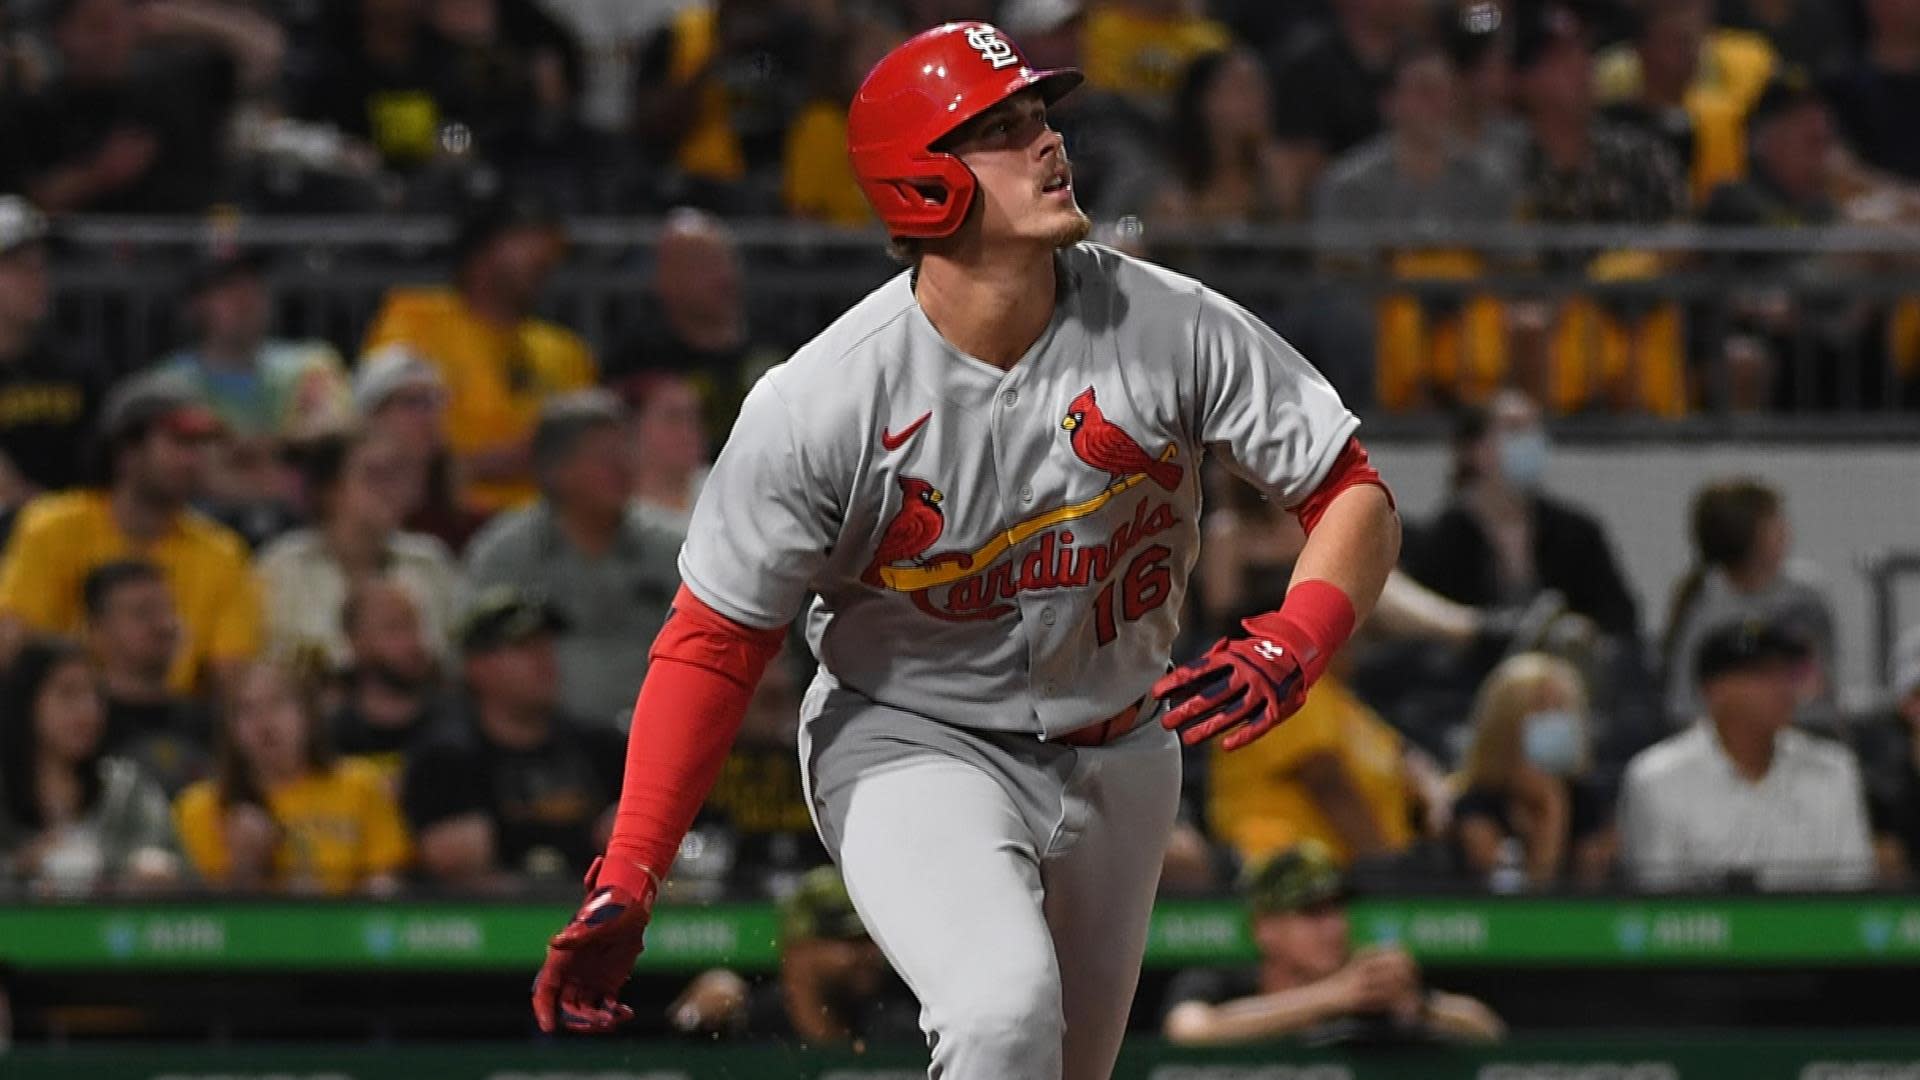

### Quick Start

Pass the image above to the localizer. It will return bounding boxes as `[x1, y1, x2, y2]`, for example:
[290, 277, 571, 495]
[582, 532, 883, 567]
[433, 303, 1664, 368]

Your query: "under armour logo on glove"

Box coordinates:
[965, 26, 1019, 69]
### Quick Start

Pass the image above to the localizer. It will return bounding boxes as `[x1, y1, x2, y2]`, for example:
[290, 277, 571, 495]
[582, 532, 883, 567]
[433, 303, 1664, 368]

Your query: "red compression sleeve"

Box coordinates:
[1243, 579, 1356, 688]
[599, 586, 787, 897]
[1290, 436, 1393, 535]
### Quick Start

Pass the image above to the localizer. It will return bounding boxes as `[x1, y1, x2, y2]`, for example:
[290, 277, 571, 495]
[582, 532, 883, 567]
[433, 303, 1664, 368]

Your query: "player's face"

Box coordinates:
[943, 90, 1090, 251]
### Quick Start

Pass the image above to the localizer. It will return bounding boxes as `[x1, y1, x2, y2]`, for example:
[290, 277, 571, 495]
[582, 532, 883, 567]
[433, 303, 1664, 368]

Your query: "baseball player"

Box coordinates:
[532, 21, 1401, 1080]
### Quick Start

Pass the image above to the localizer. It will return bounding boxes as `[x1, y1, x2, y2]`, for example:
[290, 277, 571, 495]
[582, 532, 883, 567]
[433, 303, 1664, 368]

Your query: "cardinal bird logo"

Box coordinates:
[862, 475, 948, 586]
[1061, 386, 1183, 491]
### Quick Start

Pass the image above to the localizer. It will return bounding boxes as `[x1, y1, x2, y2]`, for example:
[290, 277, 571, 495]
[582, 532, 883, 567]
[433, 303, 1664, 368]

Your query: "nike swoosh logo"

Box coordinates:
[880, 411, 932, 451]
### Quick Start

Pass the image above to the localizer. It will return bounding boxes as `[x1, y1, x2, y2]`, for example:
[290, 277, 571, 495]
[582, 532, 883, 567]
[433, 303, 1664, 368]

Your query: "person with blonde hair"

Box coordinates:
[1450, 652, 1616, 889]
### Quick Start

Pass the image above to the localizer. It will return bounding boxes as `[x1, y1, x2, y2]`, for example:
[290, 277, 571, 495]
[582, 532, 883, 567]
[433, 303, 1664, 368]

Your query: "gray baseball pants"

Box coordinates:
[799, 679, 1182, 1080]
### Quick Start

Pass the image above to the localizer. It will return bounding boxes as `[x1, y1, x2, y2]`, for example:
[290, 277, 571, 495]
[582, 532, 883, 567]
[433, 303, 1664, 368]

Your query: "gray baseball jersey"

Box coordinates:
[679, 242, 1358, 737]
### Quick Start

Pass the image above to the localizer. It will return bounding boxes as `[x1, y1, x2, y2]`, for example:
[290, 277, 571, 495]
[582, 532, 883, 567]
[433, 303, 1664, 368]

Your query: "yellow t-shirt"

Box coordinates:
[0, 491, 261, 694]
[1207, 677, 1412, 866]
[361, 287, 596, 512]
[173, 759, 412, 895]
[1081, 8, 1232, 107]
[783, 101, 872, 227]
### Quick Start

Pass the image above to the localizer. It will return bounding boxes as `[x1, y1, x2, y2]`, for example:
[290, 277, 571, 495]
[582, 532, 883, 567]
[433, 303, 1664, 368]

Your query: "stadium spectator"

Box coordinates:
[1506, 2, 1691, 416]
[1265, 0, 1422, 199]
[362, 196, 596, 513]
[1149, 48, 1298, 226]
[667, 864, 918, 1043]
[1402, 391, 1641, 641]
[402, 587, 625, 885]
[1699, 74, 1887, 412]
[1314, 39, 1519, 228]
[631, 0, 818, 210]
[1450, 653, 1616, 889]
[1510, 3, 1688, 227]
[0, 373, 262, 696]
[465, 391, 679, 727]
[536, 0, 687, 135]
[1446, 2, 1524, 161]
[174, 660, 411, 894]
[287, 0, 452, 173]
[1595, 0, 1758, 206]
[1661, 477, 1836, 724]
[1207, 670, 1447, 869]
[1311, 38, 1520, 414]
[1716, 0, 1861, 79]
[694, 645, 826, 897]
[156, 249, 353, 444]
[0, 0, 285, 213]
[1162, 841, 1504, 1046]
[326, 575, 449, 794]
[1620, 617, 1873, 891]
[0, 638, 180, 893]
[352, 344, 489, 554]
[423, 0, 585, 187]
[1822, 0, 1920, 183]
[621, 371, 709, 532]
[781, 13, 899, 226]
[257, 430, 462, 667]
[606, 208, 784, 427]
[0, 196, 106, 515]
[1854, 626, 1920, 881]
[83, 560, 210, 798]
[1079, 0, 1233, 119]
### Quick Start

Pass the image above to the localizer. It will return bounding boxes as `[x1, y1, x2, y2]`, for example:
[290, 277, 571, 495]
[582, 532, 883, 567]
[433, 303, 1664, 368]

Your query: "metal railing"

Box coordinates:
[43, 216, 1920, 435]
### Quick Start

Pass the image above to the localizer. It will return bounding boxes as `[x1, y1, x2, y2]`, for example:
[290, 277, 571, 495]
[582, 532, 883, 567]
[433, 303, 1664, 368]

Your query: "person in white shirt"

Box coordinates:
[1620, 617, 1873, 891]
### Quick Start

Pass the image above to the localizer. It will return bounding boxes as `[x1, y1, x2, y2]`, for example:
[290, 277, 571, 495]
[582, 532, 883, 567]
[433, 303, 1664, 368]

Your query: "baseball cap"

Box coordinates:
[1693, 617, 1814, 686]
[780, 866, 867, 943]
[1244, 840, 1351, 916]
[1748, 69, 1824, 132]
[0, 195, 49, 257]
[99, 371, 225, 446]
[353, 344, 445, 414]
[456, 587, 570, 655]
[1892, 626, 1920, 702]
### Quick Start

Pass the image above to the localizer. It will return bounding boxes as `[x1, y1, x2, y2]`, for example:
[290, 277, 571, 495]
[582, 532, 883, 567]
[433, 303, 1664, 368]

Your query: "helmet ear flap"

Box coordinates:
[886, 151, 979, 240]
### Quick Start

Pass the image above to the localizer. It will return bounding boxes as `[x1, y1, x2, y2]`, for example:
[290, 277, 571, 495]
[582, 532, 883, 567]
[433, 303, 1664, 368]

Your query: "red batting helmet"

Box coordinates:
[847, 22, 1082, 239]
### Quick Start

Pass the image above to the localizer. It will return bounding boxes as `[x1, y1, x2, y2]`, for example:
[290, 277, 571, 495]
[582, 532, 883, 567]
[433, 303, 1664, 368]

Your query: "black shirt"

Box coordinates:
[401, 706, 625, 878]
[1852, 712, 1920, 867]
[0, 337, 107, 493]
[0, 48, 238, 213]
[1449, 776, 1614, 878]
[102, 696, 211, 797]
[1404, 493, 1641, 640]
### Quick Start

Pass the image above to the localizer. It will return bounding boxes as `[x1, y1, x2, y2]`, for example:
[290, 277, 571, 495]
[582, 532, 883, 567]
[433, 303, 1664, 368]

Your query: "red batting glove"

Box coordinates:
[531, 857, 660, 1034]
[1155, 581, 1355, 752]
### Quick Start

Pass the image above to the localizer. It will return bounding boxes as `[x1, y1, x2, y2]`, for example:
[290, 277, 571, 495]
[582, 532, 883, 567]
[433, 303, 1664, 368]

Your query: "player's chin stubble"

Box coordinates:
[1051, 207, 1093, 249]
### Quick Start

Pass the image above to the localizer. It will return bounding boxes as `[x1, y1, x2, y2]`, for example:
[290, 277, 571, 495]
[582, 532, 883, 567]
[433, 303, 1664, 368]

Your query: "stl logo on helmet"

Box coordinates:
[964, 26, 1019, 70]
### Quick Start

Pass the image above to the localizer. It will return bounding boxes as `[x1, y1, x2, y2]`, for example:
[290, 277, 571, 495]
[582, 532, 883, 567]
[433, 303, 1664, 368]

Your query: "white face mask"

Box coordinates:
[1521, 709, 1584, 776]
[1496, 429, 1549, 488]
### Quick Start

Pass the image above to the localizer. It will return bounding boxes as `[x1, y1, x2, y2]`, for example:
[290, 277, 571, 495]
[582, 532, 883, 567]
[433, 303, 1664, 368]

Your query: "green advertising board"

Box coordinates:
[5, 895, 1920, 972]
[10, 1036, 1920, 1080]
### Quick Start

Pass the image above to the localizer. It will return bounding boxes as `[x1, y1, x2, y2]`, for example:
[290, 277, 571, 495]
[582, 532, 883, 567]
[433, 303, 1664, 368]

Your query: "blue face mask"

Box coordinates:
[1521, 709, 1584, 776]
[1497, 429, 1549, 489]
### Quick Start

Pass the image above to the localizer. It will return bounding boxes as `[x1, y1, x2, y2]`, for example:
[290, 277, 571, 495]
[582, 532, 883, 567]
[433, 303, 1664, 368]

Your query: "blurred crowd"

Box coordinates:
[2, 0, 1920, 911]
[0, 0, 1918, 412]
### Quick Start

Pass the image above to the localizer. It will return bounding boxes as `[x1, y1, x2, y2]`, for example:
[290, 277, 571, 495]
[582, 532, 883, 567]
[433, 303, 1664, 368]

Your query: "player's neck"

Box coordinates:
[914, 249, 1058, 371]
